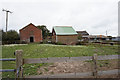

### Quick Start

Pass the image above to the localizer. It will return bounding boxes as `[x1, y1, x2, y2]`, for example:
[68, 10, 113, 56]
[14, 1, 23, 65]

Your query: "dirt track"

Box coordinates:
[37, 59, 119, 78]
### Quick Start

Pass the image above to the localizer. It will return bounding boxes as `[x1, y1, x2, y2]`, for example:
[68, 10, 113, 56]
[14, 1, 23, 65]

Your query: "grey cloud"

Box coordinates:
[0, 0, 118, 37]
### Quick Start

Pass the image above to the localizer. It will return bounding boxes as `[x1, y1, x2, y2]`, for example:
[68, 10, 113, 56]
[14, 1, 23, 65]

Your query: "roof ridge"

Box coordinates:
[53, 26, 77, 35]
[19, 23, 41, 31]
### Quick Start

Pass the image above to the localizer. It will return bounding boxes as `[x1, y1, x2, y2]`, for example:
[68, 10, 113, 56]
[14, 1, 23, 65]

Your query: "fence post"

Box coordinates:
[92, 54, 98, 78]
[15, 50, 23, 78]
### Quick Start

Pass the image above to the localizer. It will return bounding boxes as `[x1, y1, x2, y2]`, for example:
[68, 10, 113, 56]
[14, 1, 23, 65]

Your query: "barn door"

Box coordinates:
[30, 37, 34, 42]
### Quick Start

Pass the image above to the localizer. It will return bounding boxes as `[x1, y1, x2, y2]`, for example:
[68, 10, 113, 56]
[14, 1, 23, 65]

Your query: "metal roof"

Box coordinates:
[76, 31, 89, 35]
[53, 26, 78, 35]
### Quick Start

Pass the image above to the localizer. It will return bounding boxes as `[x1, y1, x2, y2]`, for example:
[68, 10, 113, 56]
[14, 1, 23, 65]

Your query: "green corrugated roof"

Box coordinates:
[53, 26, 78, 35]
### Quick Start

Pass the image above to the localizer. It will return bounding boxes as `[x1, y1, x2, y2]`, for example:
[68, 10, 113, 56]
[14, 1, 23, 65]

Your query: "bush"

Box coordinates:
[55, 42, 66, 45]
[39, 40, 52, 44]
[20, 41, 28, 44]
[2, 40, 21, 45]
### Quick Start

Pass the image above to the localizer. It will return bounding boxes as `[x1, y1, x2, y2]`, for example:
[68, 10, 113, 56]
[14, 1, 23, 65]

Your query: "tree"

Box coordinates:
[36, 25, 50, 39]
[78, 34, 82, 40]
[2, 30, 20, 44]
[6, 30, 19, 41]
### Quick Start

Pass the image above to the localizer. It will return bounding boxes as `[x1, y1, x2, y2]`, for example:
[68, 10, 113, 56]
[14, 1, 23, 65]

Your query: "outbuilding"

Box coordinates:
[19, 23, 42, 43]
[52, 26, 78, 45]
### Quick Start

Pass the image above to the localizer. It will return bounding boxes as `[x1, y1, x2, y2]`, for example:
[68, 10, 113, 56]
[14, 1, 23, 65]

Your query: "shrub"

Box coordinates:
[76, 41, 88, 45]
[20, 41, 28, 44]
[55, 42, 65, 45]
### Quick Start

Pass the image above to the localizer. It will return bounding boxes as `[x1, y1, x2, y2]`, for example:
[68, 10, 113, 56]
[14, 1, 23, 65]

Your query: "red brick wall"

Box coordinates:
[52, 28, 78, 45]
[57, 35, 78, 45]
[19, 24, 42, 43]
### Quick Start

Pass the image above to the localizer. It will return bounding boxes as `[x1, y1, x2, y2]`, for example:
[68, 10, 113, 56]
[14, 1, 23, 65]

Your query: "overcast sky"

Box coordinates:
[0, 0, 119, 37]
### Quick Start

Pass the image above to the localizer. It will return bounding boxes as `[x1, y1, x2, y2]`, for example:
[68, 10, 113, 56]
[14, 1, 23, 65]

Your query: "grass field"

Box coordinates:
[1, 43, 118, 78]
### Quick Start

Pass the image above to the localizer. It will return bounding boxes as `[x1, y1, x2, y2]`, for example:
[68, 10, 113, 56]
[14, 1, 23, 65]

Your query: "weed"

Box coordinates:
[44, 67, 49, 72]
[51, 71, 54, 74]
[39, 72, 43, 75]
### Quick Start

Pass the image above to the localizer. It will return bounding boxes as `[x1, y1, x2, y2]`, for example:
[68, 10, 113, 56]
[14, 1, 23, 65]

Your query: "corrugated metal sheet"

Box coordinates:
[76, 31, 89, 35]
[53, 26, 78, 35]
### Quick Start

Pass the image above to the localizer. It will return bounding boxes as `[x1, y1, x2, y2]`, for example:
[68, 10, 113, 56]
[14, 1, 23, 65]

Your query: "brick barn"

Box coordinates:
[19, 23, 42, 43]
[52, 26, 78, 45]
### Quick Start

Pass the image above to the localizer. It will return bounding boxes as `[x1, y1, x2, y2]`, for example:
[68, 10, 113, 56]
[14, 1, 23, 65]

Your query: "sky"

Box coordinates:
[0, 0, 119, 37]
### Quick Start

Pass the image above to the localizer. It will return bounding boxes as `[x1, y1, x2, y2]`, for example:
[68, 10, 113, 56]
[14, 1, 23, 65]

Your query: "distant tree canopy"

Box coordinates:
[2, 30, 20, 44]
[37, 25, 50, 39]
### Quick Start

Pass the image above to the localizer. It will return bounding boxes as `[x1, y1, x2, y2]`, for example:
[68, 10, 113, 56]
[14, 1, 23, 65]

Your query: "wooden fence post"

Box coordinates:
[15, 50, 23, 78]
[92, 54, 98, 78]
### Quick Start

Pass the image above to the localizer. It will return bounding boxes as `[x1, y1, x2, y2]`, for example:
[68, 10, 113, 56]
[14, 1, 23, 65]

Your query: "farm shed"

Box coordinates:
[88, 35, 108, 42]
[52, 26, 78, 45]
[76, 31, 89, 36]
[76, 31, 89, 41]
[19, 23, 42, 43]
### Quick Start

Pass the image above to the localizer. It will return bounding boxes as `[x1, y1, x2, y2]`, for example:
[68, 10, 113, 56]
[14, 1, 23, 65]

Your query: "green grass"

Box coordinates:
[2, 44, 118, 58]
[98, 60, 109, 67]
[2, 43, 118, 78]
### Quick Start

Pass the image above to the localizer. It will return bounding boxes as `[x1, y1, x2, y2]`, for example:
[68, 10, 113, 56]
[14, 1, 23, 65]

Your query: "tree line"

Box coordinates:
[1, 30, 20, 44]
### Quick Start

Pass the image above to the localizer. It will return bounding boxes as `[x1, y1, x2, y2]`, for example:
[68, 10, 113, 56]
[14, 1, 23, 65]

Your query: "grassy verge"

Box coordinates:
[2, 43, 118, 78]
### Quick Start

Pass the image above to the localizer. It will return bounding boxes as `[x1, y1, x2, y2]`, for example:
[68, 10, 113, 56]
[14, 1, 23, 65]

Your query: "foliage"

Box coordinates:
[78, 34, 82, 40]
[55, 42, 65, 45]
[37, 25, 50, 39]
[98, 60, 109, 67]
[2, 30, 20, 44]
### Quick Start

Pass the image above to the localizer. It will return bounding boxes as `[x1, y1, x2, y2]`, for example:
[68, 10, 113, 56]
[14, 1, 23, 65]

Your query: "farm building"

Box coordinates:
[88, 35, 108, 42]
[19, 23, 42, 43]
[76, 31, 89, 41]
[52, 26, 78, 45]
[76, 31, 89, 36]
